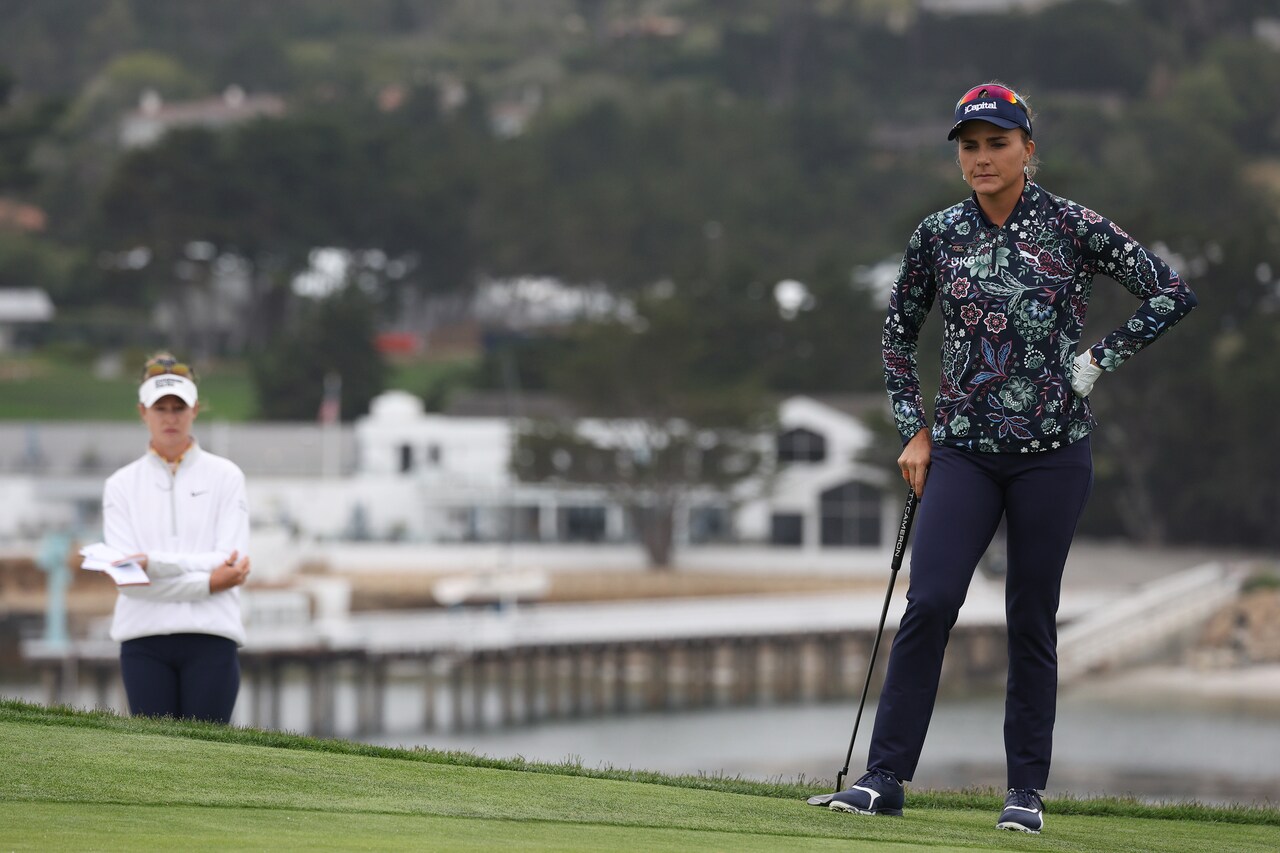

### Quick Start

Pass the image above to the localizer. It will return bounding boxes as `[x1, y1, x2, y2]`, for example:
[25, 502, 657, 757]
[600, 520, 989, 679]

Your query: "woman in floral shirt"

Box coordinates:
[827, 83, 1197, 833]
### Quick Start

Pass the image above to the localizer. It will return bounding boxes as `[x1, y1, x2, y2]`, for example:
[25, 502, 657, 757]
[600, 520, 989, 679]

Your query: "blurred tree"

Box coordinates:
[1007, 0, 1173, 93]
[473, 93, 893, 293]
[251, 284, 387, 421]
[36, 50, 207, 235]
[84, 0, 142, 68]
[512, 283, 776, 567]
[1204, 36, 1280, 154]
[0, 232, 89, 304]
[97, 127, 231, 310]
[98, 107, 484, 341]
[762, 264, 888, 395]
[0, 65, 66, 193]
[1193, 313, 1280, 548]
[1129, 0, 1274, 56]
[213, 31, 295, 92]
[216, 116, 374, 338]
[4, 0, 1276, 552]
[1066, 55, 1280, 545]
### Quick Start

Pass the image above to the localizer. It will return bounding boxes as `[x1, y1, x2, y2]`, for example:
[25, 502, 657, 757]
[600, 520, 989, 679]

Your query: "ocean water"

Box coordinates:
[360, 682, 1280, 805]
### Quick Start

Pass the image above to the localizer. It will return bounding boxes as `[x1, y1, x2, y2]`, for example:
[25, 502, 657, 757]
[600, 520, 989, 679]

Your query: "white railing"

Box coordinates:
[1058, 562, 1242, 682]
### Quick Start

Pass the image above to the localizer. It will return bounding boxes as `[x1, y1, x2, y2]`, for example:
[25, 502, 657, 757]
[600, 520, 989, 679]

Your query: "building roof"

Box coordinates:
[443, 390, 579, 420]
[120, 87, 286, 148]
[439, 390, 889, 425]
[921, 0, 1062, 12]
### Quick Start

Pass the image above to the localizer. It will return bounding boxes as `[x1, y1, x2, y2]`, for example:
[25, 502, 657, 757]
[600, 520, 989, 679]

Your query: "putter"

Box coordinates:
[807, 488, 919, 807]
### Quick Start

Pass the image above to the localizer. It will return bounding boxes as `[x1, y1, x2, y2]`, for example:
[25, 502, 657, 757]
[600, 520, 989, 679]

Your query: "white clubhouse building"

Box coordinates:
[0, 391, 900, 569]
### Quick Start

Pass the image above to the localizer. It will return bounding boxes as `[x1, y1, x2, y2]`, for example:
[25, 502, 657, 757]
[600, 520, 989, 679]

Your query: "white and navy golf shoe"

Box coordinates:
[996, 787, 1045, 833]
[827, 769, 904, 816]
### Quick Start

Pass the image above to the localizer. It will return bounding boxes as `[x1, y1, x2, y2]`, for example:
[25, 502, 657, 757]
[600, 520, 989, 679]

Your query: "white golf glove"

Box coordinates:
[1071, 351, 1103, 397]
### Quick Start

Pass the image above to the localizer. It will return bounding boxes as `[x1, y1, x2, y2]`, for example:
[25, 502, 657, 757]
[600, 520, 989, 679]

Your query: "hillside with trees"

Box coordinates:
[0, 0, 1277, 548]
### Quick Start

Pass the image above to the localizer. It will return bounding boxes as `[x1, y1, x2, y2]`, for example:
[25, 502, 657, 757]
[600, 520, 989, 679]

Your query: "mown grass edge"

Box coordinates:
[4, 698, 1277, 826]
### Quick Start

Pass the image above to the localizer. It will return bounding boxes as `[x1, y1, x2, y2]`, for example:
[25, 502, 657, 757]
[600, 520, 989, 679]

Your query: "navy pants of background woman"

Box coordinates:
[867, 438, 1093, 791]
[120, 632, 240, 724]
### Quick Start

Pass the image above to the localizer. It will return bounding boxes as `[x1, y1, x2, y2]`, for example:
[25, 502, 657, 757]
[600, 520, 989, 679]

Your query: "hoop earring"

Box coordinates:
[1023, 164, 1030, 176]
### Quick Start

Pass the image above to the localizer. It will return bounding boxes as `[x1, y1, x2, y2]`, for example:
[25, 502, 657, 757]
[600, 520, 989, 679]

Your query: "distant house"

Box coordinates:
[0, 391, 899, 561]
[119, 86, 286, 149]
[0, 288, 54, 352]
[472, 276, 635, 331]
[384, 277, 630, 361]
[336, 390, 895, 550]
[750, 396, 892, 549]
[488, 86, 542, 138]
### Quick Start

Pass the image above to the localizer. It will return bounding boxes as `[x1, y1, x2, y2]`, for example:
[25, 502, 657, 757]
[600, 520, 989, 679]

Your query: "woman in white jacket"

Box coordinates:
[104, 353, 251, 723]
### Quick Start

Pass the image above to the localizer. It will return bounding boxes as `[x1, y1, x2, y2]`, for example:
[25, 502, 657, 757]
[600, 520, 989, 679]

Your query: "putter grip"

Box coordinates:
[891, 490, 918, 570]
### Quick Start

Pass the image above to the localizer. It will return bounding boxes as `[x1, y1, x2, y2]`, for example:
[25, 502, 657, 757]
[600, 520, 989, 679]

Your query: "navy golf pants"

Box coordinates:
[120, 633, 240, 724]
[867, 437, 1093, 790]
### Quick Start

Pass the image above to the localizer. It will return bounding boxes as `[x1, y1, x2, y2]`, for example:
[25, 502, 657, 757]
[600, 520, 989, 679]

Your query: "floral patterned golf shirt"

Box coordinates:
[883, 180, 1197, 453]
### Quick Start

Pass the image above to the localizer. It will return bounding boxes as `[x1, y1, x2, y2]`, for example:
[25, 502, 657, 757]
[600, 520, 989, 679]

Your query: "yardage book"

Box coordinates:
[79, 542, 149, 587]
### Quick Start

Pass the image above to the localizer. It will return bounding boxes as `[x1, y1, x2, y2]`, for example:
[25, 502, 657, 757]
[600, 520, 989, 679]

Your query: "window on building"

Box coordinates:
[777, 427, 827, 463]
[446, 507, 478, 542]
[426, 443, 442, 465]
[770, 513, 804, 547]
[398, 444, 414, 473]
[557, 505, 607, 542]
[504, 506, 541, 542]
[820, 480, 882, 546]
[688, 505, 732, 544]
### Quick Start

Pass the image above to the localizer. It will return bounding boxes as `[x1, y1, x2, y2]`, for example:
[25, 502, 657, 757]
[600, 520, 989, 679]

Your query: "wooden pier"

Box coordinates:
[25, 625, 1009, 737]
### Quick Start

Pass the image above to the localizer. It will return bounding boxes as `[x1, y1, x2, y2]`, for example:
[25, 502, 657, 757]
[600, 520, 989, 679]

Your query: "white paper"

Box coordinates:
[103, 562, 149, 586]
[79, 542, 150, 586]
[80, 542, 126, 563]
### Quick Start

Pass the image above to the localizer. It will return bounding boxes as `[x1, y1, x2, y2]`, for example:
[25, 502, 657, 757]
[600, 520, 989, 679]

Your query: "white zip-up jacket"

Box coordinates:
[103, 441, 249, 645]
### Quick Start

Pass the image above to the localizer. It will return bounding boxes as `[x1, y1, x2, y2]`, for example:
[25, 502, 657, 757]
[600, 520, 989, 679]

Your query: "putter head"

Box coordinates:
[806, 792, 836, 807]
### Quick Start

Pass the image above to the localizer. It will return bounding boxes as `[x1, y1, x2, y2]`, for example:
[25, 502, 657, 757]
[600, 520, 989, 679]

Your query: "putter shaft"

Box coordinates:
[834, 489, 918, 792]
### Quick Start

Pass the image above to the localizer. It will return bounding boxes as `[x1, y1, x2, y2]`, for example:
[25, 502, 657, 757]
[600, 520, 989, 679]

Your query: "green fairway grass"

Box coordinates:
[0, 355, 258, 420]
[0, 354, 477, 420]
[2, 700, 1277, 851]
